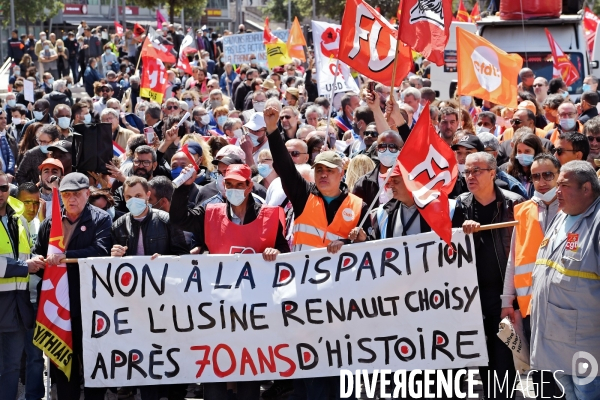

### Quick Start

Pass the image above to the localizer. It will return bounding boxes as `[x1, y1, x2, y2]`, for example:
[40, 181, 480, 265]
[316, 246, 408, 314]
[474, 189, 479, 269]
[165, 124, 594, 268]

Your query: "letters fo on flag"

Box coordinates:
[34, 188, 73, 379]
[397, 102, 458, 245]
[140, 56, 168, 104]
[456, 27, 522, 107]
[398, 0, 453, 66]
[545, 28, 580, 87]
[338, 0, 412, 86]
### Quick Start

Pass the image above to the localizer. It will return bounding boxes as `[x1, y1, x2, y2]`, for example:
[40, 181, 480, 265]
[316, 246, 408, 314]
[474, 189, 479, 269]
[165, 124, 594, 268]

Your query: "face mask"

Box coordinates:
[515, 153, 534, 166]
[106, 206, 116, 219]
[200, 115, 211, 125]
[58, 46, 63, 51]
[83, 113, 92, 124]
[233, 128, 243, 139]
[257, 163, 272, 178]
[185, 100, 194, 109]
[561, 91, 569, 99]
[57, 116, 70, 129]
[170, 166, 183, 180]
[126, 197, 148, 217]
[47, 79, 54, 86]
[247, 132, 260, 147]
[533, 186, 558, 203]
[216, 173, 225, 195]
[253, 101, 265, 112]
[457, 164, 466, 174]
[226, 188, 246, 206]
[378, 150, 397, 168]
[560, 118, 576, 131]
[105, 49, 111, 55]
[39, 145, 49, 154]
[7, 99, 16, 108]
[217, 115, 228, 126]
[476, 126, 490, 135]
[12, 118, 21, 125]
[210, 100, 222, 109]
[582, 84, 591, 92]
[13, 70, 20, 76]
[44, 45, 49, 50]
[460, 96, 472, 107]
[33, 110, 45, 121]
[67, 84, 73, 89]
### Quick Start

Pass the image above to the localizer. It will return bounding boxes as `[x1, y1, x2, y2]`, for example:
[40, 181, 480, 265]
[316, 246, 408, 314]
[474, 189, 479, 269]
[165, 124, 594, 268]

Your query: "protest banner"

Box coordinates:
[222, 30, 289, 67]
[80, 230, 487, 387]
[311, 21, 360, 97]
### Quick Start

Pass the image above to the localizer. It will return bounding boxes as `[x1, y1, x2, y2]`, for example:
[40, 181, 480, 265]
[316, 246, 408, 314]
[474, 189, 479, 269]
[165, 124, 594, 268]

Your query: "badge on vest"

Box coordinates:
[342, 208, 356, 222]
[565, 233, 579, 251]
[540, 238, 549, 248]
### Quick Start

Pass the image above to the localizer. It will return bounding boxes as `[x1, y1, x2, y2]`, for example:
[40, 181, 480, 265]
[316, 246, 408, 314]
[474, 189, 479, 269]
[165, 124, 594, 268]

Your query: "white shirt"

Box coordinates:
[413, 103, 424, 123]
[252, 140, 270, 164]
[266, 177, 287, 207]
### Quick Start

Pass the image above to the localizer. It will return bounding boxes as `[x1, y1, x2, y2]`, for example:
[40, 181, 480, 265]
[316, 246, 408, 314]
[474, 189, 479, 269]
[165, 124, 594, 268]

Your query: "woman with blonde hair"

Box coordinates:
[181, 133, 214, 172]
[179, 90, 200, 111]
[345, 155, 376, 192]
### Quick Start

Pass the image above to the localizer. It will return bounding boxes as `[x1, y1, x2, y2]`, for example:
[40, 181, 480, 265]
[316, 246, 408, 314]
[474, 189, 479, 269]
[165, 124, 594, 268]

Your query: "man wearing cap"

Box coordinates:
[500, 102, 547, 142]
[48, 140, 73, 175]
[32, 172, 111, 400]
[285, 88, 300, 108]
[170, 141, 211, 208]
[450, 135, 485, 198]
[37, 158, 64, 220]
[93, 83, 113, 115]
[240, 112, 270, 167]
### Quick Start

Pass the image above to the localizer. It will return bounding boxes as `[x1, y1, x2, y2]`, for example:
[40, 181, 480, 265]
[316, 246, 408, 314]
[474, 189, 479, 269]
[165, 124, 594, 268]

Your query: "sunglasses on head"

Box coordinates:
[288, 150, 307, 157]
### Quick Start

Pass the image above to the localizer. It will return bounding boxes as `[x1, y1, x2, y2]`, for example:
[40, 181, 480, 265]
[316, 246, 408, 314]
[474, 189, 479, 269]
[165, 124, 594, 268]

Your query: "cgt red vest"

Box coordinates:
[204, 203, 280, 254]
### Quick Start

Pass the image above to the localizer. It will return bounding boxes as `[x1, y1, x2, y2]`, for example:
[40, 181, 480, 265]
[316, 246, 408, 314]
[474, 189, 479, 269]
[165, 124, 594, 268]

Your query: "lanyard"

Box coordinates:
[400, 207, 419, 236]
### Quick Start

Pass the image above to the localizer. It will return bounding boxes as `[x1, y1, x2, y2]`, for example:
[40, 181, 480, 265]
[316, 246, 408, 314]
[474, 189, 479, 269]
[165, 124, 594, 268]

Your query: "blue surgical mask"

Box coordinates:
[106, 206, 116, 219]
[560, 118, 576, 131]
[39, 145, 49, 154]
[185, 100, 194, 109]
[257, 163, 272, 178]
[6, 99, 16, 108]
[47, 79, 54, 86]
[561, 91, 569, 99]
[225, 188, 246, 206]
[217, 115, 228, 126]
[57, 117, 71, 129]
[582, 84, 592, 92]
[83, 113, 92, 124]
[515, 153, 534, 166]
[378, 149, 397, 168]
[247, 132, 260, 147]
[170, 166, 183, 180]
[126, 197, 147, 217]
[33, 110, 45, 121]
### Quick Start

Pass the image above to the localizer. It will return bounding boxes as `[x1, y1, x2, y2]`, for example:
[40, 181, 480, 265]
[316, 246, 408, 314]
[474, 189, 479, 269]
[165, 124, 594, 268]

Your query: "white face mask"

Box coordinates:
[200, 115, 211, 125]
[225, 188, 246, 206]
[253, 101, 265, 112]
[476, 126, 490, 135]
[233, 128, 243, 139]
[57, 117, 71, 129]
[247, 132, 260, 147]
[83, 113, 92, 124]
[12, 118, 21, 125]
[378, 150, 397, 168]
[533, 186, 557, 203]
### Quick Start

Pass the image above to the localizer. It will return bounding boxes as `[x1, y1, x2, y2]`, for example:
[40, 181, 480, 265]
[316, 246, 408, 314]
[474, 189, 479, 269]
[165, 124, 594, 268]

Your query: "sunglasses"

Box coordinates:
[288, 150, 307, 157]
[377, 143, 399, 153]
[552, 148, 577, 156]
[587, 136, 600, 143]
[166, 106, 179, 110]
[101, 88, 112, 92]
[364, 131, 379, 138]
[280, 115, 293, 120]
[0, 185, 9, 193]
[510, 119, 522, 125]
[182, 98, 194, 102]
[531, 172, 556, 182]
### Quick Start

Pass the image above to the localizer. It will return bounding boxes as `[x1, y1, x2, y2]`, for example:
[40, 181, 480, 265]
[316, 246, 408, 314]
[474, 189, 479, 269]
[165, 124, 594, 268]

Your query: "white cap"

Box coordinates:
[244, 112, 266, 131]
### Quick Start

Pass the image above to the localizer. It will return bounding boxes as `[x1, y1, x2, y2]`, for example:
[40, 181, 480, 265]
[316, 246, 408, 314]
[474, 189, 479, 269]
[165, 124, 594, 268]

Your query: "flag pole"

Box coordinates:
[325, 58, 341, 135]
[134, 25, 150, 76]
[386, 37, 402, 119]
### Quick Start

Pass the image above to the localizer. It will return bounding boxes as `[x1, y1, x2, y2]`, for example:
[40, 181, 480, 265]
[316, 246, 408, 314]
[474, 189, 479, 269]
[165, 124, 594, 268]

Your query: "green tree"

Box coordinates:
[132, 0, 208, 24]
[0, 0, 62, 28]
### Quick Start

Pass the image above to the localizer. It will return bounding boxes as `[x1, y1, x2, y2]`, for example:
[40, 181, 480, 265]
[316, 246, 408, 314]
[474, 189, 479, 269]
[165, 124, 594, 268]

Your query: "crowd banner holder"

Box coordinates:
[60, 221, 519, 264]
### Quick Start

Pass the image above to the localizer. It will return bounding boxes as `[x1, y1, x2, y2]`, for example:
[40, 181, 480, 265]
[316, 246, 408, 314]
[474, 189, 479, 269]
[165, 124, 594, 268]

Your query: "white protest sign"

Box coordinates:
[81, 230, 487, 387]
[311, 21, 360, 97]
[23, 79, 34, 103]
[222, 30, 289, 67]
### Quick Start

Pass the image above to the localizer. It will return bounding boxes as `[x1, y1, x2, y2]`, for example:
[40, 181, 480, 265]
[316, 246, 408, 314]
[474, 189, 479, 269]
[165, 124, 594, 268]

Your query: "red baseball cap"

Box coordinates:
[38, 158, 64, 174]
[389, 162, 402, 178]
[224, 164, 251, 182]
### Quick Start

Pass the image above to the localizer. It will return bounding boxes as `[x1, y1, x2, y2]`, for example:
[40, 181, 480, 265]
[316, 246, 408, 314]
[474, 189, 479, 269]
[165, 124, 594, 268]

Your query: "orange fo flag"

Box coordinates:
[287, 17, 307, 61]
[34, 188, 73, 379]
[457, 0, 471, 22]
[545, 28, 580, 87]
[456, 27, 522, 107]
[470, 2, 481, 22]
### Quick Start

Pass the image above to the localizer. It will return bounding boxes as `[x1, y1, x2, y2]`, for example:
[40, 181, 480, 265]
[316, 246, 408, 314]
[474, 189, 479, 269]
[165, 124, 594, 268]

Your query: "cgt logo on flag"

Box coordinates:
[408, 0, 445, 28]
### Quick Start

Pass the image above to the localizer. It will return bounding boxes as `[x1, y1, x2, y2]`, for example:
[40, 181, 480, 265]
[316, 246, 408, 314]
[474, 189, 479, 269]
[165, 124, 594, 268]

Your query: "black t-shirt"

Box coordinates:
[473, 199, 504, 292]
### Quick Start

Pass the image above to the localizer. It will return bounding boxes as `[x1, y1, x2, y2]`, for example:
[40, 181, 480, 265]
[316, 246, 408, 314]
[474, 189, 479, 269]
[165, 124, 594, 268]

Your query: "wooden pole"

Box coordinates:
[386, 37, 402, 119]
[474, 221, 519, 231]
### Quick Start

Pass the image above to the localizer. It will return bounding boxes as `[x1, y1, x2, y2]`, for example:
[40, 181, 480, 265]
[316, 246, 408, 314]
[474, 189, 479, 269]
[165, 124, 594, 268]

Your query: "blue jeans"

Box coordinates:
[557, 374, 600, 400]
[25, 304, 44, 400]
[0, 327, 26, 400]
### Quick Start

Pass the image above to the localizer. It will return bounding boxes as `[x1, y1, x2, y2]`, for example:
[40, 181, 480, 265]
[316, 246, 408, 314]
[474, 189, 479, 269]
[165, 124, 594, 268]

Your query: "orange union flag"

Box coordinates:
[456, 27, 522, 107]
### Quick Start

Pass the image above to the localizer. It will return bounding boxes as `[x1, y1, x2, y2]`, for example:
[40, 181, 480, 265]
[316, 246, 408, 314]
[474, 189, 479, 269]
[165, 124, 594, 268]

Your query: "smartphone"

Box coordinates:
[143, 127, 155, 144]
[368, 81, 376, 94]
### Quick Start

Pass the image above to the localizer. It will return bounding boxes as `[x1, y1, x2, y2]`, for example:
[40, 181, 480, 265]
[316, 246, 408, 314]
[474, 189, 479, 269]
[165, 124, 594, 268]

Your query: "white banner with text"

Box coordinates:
[80, 230, 488, 387]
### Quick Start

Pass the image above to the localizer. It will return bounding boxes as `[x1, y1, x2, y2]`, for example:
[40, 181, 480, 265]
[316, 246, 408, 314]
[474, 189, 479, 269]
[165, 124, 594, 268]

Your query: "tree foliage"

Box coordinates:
[0, 0, 63, 27]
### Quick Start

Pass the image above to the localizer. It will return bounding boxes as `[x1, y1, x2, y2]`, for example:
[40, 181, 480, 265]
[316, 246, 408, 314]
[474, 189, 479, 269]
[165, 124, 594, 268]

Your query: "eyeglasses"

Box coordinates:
[552, 148, 577, 156]
[280, 115, 293, 120]
[531, 171, 556, 182]
[166, 106, 179, 110]
[377, 143, 399, 153]
[364, 131, 379, 138]
[0, 185, 9, 193]
[463, 167, 493, 177]
[288, 150, 307, 157]
[587, 136, 600, 143]
[182, 98, 194, 101]
[558, 112, 576, 118]
[510, 119, 522, 126]
[133, 159, 152, 167]
[36, 139, 52, 146]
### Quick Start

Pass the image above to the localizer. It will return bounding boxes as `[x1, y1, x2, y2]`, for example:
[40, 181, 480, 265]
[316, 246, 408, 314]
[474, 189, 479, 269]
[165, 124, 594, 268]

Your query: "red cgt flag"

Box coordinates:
[140, 56, 168, 103]
[338, 0, 413, 86]
[114, 21, 123, 36]
[456, 0, 470, 22]
[34, 188, 73, 379]
[583, 7, 599, 53]
[545, 28, 580, 86]
[398, 0, 453, 66]
[397, 102, 458, 245]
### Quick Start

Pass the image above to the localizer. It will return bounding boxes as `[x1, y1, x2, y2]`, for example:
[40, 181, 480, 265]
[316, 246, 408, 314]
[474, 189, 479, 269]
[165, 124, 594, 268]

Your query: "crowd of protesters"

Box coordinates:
[2, 20, 600, 400]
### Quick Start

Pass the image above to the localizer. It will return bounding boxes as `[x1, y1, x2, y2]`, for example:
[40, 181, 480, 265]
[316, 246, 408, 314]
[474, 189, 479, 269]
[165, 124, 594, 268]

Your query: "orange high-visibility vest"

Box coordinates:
[292, 193, 362, 251]
[513, 200, 545, 318]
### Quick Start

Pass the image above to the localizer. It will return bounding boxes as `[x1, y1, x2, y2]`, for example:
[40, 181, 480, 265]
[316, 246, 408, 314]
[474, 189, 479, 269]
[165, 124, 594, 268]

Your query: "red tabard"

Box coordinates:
[204, 203, 280, 254]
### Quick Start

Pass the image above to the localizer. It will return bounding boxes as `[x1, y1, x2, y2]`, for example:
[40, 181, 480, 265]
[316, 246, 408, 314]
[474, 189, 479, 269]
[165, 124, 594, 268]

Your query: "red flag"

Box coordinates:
[545, 28, 580, 86]
[398, 0, 453, 66]
[263, 17, 279, 44]
[177, 32, 196, 74]
[140, 56, 168, 103]
[457, 0, 470, 22]
[338, 0, 413, 86]
[156, 10, 167, 30]
[140, 27, 177, 64]
[133, 23, 146, 38]
[34, 188, 74, 379]
[583, 7, 599, 53]
[470, 2, 481, 21]
[114, 21, 123, 36]
[397, 102, 458, 245]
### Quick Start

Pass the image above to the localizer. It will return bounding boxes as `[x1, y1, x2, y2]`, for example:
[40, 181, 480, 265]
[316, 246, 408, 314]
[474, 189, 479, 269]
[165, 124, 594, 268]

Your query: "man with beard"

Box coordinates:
[584, 117, 600, 169]
[38, 158, 63, 220]
[438, 107, 459, 146]
[279, 106, 300, 141]
[112, 145, 158, 213]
